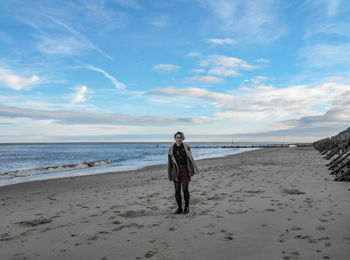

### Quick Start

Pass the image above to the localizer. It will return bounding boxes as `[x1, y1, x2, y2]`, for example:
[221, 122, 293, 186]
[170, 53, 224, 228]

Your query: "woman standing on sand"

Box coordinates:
[168, 131, 199, 214]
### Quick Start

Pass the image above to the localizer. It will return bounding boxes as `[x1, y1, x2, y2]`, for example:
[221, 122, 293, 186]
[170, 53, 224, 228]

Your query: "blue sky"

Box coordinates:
[1, 0, 350, 142]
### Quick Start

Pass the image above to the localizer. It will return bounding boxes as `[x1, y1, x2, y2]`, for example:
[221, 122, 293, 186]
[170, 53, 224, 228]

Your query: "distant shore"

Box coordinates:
[0, 147, 349, 259]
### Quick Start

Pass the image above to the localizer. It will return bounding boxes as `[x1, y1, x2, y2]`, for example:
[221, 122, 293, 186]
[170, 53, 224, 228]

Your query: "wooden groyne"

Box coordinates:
[314, 127, 350, 181]
[221, 144, 289, 148]
[190, 143, 312, 149]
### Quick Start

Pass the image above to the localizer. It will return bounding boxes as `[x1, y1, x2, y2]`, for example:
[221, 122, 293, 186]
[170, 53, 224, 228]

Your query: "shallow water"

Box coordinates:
[0, 142, 260, 186]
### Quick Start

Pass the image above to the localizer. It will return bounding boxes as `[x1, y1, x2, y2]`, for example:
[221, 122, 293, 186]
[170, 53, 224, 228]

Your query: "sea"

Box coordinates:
[0, 142, 261, 187]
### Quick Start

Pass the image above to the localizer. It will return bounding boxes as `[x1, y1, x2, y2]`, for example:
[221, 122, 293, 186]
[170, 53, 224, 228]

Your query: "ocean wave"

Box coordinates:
[0, 159, 111, 179]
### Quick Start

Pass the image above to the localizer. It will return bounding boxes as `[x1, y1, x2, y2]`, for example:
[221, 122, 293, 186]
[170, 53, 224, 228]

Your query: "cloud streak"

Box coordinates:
[113, 0, 142, 9]
[207, 38, 236, 45]
[85, 65, 126, 89]
[47, 16, 114, 60]
[0, 105, 207, 126]
[183, 76, 223, 84]
[153, 64, 181, 71]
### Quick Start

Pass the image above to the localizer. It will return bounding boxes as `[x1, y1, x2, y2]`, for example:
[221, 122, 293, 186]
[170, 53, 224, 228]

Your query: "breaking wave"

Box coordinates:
[0, 159, 111, 179]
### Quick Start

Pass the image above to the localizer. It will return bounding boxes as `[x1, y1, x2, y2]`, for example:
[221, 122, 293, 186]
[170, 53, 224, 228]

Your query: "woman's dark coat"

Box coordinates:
[168, 143, 199, 182]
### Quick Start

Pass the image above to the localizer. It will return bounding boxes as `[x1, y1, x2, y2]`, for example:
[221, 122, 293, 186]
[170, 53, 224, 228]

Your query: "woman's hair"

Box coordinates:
[174, 131, 185, 140]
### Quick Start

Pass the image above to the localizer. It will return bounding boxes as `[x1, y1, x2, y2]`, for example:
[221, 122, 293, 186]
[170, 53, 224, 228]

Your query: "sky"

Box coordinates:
[1, 0, 350, 143]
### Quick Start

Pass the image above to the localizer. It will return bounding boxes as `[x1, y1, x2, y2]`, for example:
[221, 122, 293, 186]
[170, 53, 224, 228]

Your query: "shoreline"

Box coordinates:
[0, 147, 258, 188]
[1, 147, 349, 259]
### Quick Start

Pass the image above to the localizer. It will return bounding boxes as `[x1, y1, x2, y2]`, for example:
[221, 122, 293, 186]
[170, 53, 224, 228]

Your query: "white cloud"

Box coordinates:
[149, 86, 233, 101]
[183, 76, 223, 84]
[153, 64, 181, 71]
[0, 68, 39, 90]
[199, 54, 254, 77]
[85, 65, 126, 89]
[207, 38, 236, 45]
[72, 85, 88, 103]
[149, 82, 350, 124]
[208, 68, 240, 77]
[200, 55, 254, 69]
[250, 76, 270, 85]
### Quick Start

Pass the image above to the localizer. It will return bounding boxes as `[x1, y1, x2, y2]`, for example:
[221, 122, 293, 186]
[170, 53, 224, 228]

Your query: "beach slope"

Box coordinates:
[1, 147, 350, 259]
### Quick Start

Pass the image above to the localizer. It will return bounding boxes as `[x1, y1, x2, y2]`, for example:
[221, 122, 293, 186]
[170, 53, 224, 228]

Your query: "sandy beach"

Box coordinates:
[1, 146, 350, 260]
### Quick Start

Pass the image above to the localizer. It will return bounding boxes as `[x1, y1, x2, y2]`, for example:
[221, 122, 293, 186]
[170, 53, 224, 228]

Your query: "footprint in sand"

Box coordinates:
[113, 223, 144, 231]
[282, 251, 300, 260]
[0, 232, 15, 242]
[16, 218, 53, 227]
[223, 234, 234, 241]
[291, 226, 302, 231]
[324, 241, 331, 247]
[318, 218, 329, 223]
[144, 248, 158, 258]
[315, 225, 326, 231]
[11, 253, 27, 259]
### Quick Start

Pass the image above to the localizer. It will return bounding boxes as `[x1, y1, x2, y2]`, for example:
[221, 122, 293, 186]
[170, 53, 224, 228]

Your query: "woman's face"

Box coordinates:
[175, 134, 183, 144]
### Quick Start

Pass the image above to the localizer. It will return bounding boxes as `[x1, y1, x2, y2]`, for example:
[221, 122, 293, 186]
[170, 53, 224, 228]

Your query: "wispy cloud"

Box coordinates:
[85, 65, 126, 89]
[254, 58, 270, 64]
[207, 38, 236, 45]
[147, 14, 169, 28]
[200, 0, 286, 43]
[299, 42, 350, 68]
[183, 76, 223, 84]
[16, 11, 115, 60]
[302, 0, 342, 18]
[187, 52, 201, 57]
[153, 64, 181, 71]
[0, 104, 207, 126]
[37, 36, 89, 55]
[47, 16, 114, 60]
[112, 0, 142, 9]
[0, 31, 14, 44]
[0, 67, 39, 90]
[192, 68, 205, 74]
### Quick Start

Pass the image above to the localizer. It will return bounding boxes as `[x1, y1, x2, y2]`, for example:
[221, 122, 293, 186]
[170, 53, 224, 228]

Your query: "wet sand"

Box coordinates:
[1, 147, 350, 260]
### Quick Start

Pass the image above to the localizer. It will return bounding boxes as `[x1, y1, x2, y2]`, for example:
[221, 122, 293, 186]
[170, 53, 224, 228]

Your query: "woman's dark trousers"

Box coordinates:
[174, 182, 189, 210]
